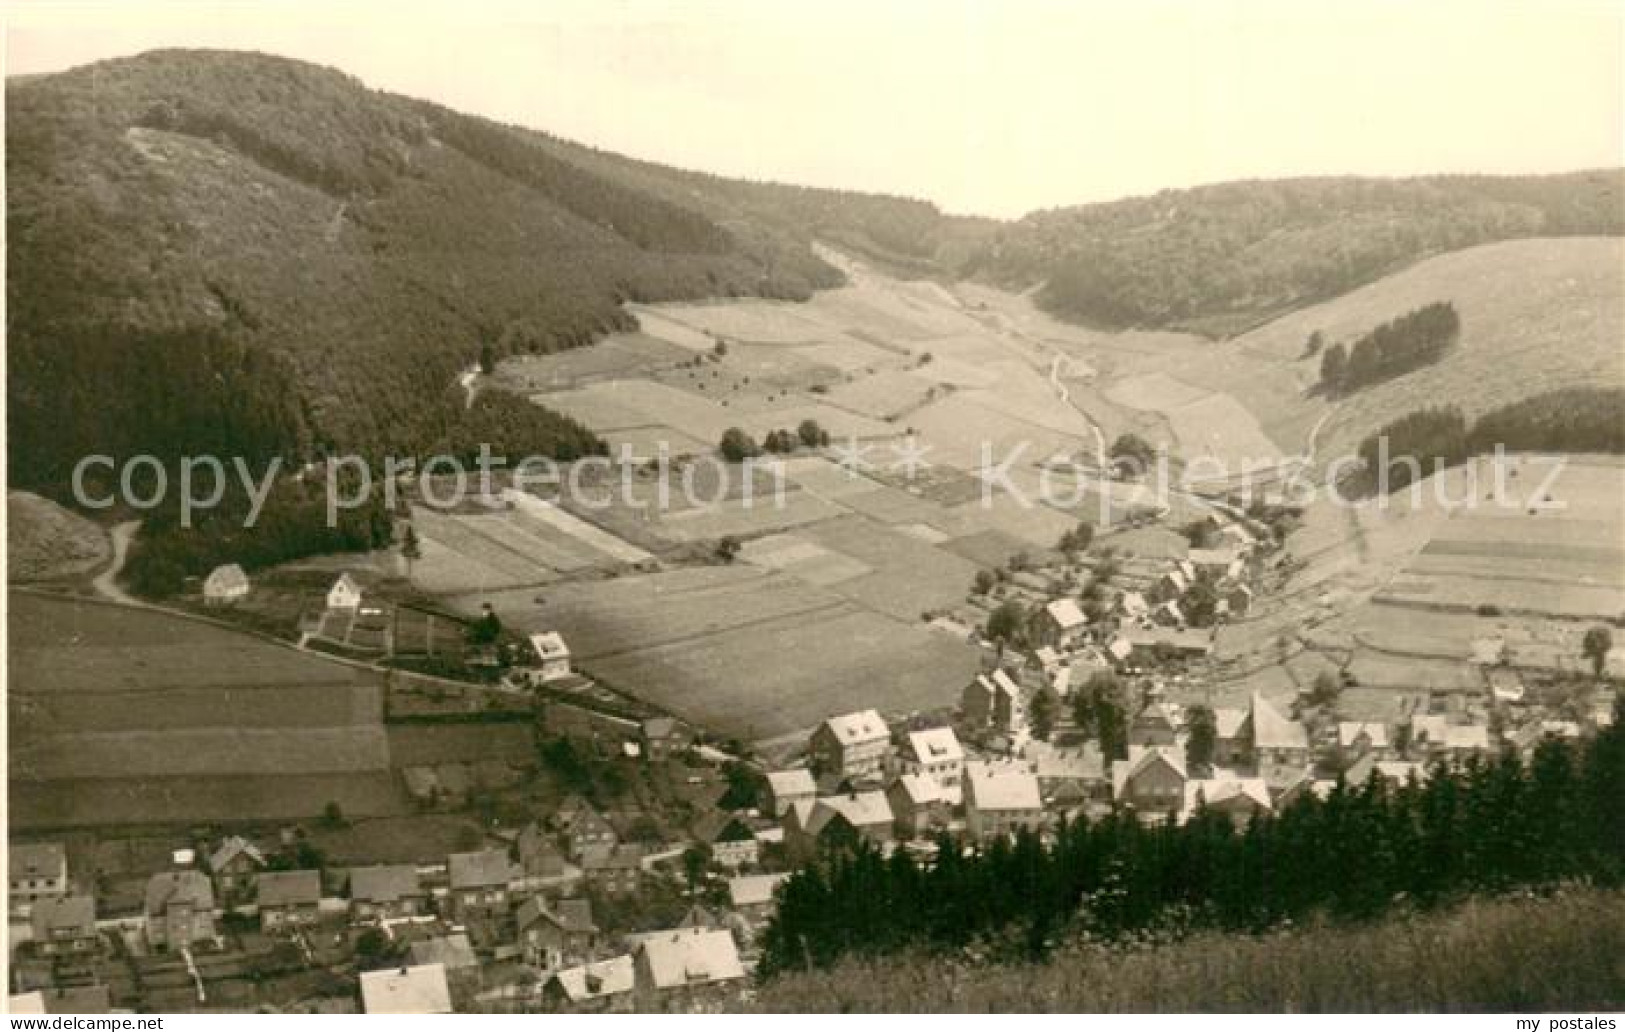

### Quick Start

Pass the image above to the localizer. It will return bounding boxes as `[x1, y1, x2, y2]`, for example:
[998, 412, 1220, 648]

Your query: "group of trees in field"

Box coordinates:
[717, 420, 830, 462]
[1353, 387, 1625, 492]
[759, 702, 1624, 977]
[1318, 301, 1461, 396]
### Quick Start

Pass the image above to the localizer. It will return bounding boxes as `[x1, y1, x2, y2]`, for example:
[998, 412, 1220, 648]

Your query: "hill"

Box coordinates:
[4, 49, 965, 487]
[1072, 237, 1625, 469]
[964, 172, 1625, 336]
[754, 887, 1625, 1012]
[6, 491, 110, 581]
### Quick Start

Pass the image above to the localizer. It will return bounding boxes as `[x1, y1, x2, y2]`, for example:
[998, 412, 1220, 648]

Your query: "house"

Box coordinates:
[555, 798, 618, 858]
[640, 717, 688, 762]
[528, 632, 573, 683]
[1181, 778, 1272, 829]
[1151, 569, 1189, 603]
[1111, 747, 1188, 814]
[1486, 667, 1526, 704]
[897, 726, 965, 789]
[255, 870, 321, 931]
[1039, 598, 1090, 649]
[887, 773, 950, 839]
[1240, 692, 1309, 767]
[360, 963, 453, 1015]
[1188, 548, 1243, 580]
[326, 572, 363, 610]
[9, 843, 67, 917]
[1118, 591, 1150, 619]
[516, 824, 570, 881]
[517, 897, 599, 969]
[446, 849, 518, 921]
[727, 873, 791, 930]
[1128, 703, 1179, 748]
[1151, 600, 1185, 629]
[960, 762, 1042, 839]
[1213, 708, 1248, 766]
[29, 895, 98, 957]
[1338, 721, 1392, 759]
[580, 845, 644, 897]
[1411, 715, 1491, 760]
[544, 955, 635, 1012]
[1023, 741, 1107, 803]
[144, 871, 216, 950]
[208, 836, 266, 901]
[694, 812, 760, 869]
[808, 709, 891, 778]
[408, 934, 480, 995]
[762, 769, 817, 817]
[786, 792, 894, 860]
[348, 865, 426, 921]
[961, 669, 1026, 737]
[632, 928, 746, 1009]
[1223, 583, 1254, 617]
[202, 563, 250, 604]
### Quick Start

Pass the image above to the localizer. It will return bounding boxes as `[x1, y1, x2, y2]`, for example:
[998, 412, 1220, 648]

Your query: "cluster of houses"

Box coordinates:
[7, 790, 795, 1015]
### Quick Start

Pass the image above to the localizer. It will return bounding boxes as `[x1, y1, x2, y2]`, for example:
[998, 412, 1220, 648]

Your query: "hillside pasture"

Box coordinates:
[8, 594, 405, 828]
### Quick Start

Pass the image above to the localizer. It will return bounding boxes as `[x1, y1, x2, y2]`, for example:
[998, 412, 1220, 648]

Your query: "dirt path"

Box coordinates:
[90, 520, 140, 604]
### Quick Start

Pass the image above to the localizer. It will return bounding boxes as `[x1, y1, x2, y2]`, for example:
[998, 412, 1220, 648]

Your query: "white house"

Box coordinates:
[528, 632, 573, 683]
[963, 762, 1044, 839]
[763, 769, 817, 817]
[1040, 598, 1089, 649]
[360, 963, 453, 1014]
[203, 563, 250, 604]
[326, 573, 363, 611]
[898, 726, 965, 789]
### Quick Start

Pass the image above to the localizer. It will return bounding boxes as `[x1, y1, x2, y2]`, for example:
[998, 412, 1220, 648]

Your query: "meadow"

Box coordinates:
[753, 887, 1625, 1012]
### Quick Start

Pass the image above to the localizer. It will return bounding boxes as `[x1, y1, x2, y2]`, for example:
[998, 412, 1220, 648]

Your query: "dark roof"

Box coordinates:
[447, 849, 516, 890]
[256, 869, 321, 907]
[349, 864, 422, 903]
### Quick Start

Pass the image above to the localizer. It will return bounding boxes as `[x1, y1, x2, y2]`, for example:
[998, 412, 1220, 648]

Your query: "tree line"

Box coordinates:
[1319, 301, 1460, 396]
[759, 700, 1623, 978]
[1354, 387, 1625, 492]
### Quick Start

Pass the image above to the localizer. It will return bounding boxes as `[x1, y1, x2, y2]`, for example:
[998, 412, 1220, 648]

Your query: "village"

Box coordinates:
[9, 508, 1617, 1015]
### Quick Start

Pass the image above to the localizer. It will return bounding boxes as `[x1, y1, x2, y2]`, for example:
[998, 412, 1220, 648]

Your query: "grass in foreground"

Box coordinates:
[754, 887, 1625, 1012]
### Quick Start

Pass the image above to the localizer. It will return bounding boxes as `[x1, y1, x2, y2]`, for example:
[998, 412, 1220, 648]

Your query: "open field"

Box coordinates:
[8, 594, 412, 828]
[1211, 456, 1625, 695]
[447, 562, 978, 741]
[755, 888, 1625, 1012]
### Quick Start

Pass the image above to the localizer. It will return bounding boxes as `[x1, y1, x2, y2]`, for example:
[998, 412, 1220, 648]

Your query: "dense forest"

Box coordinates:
[1354, 388, 1625, 491]
[965, 173, 1625, 335]
[1319, 301, 1460, 395]
[4, 50, 955, 488]
[760, 704, 1623, 978]
[121, 474, 393, 597]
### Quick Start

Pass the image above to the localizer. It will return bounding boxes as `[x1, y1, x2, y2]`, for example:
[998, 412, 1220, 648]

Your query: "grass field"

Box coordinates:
[447, 561, 978, 741]
[8, 593, 411, 828]
[754, 888, 1625, 1012]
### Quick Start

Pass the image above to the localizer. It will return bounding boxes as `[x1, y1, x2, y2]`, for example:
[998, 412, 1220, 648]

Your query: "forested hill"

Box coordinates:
[4, 49, 964, 486]
[9, 49, 1623, 488]
[961, 172, 1625, 336]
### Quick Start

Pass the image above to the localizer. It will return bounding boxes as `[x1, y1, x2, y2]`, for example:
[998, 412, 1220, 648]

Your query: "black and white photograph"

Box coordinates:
[3, 0, 1623, 1017]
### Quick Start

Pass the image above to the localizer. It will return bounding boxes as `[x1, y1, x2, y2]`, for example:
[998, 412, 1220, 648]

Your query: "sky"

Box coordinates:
[5, 0, 1623, 218]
